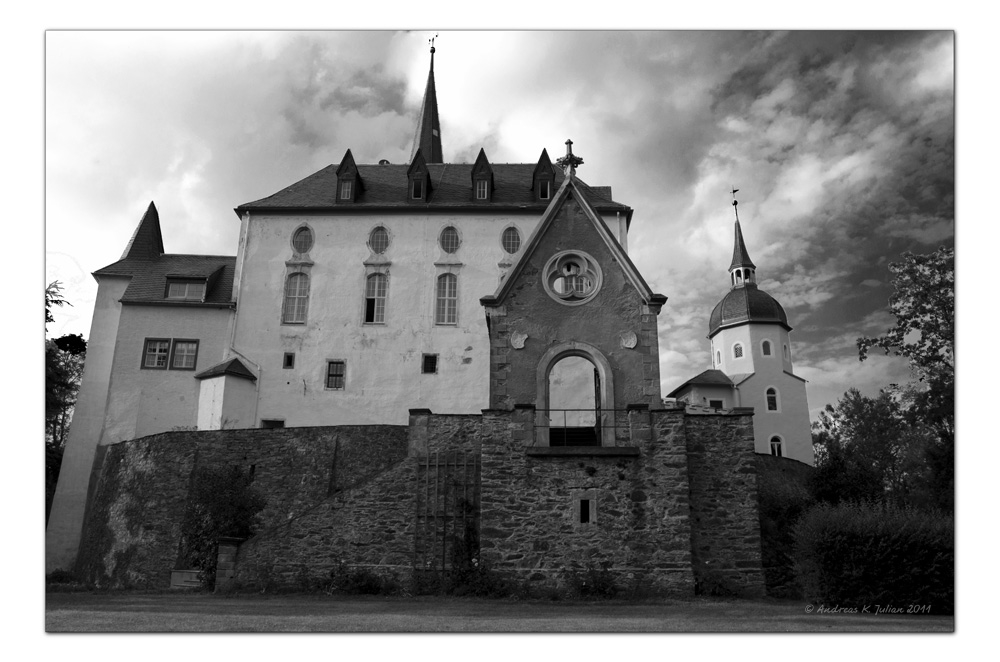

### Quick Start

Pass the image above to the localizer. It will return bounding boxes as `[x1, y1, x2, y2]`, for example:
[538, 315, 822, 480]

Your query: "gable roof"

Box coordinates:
[480, 173, 665, 308]
[666, 369, 735, 398]
[194, 357, 257, 382]
[94, 253, 237, 306]
[235, 162, 631, 219]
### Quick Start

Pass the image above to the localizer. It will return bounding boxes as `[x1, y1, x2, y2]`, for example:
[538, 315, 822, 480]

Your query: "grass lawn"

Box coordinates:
[45, 592, 954, 633]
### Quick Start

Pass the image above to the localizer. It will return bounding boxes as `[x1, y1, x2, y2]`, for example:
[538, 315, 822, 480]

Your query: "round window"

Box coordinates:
[439, 226, 461, 253]
[542, 251, 602, 306]
[501, 227, 521, 254]
[292, 227, 313, 253]
[369, 227, 390, 254]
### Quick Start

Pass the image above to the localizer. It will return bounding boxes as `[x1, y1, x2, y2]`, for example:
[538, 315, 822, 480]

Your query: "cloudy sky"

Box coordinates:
[44, 30, 955, 420]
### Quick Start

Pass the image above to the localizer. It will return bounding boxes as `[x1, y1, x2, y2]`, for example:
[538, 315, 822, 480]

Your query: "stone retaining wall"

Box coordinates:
[74, 425, 407, 588]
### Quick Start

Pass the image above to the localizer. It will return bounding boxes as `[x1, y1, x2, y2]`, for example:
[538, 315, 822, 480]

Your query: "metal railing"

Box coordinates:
[534, 409, 632, 447]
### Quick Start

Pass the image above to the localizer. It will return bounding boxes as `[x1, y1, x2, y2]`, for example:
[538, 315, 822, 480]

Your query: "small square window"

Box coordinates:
[283, 352, 295, 369]
[573, 490, 597, 525]
[422, 354, 438, 374]
[326, 360, 346, 390]
[709, 399, 724, 409]
[340, 180, 353, 200]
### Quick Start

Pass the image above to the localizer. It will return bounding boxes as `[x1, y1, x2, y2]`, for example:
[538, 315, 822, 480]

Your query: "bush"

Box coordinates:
[794, 503, 953, 613]
[758, 467, 814, 598]
[177, 465, 266, 590]
[564, 561, 618, 599]
[326, 560, 404, 595]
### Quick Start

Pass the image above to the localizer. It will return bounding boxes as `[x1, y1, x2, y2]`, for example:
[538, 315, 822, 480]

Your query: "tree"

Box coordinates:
[810, 388, 933, 508]
[45, 282, 86, 522]
[857, 246, 954, 511]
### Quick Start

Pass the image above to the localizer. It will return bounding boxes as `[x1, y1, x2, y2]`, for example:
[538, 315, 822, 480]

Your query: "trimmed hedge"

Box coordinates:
[794, 503, 953, 614]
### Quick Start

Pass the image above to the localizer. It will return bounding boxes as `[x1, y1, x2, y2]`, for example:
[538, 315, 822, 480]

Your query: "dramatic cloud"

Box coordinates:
[45, 30, 954, 421]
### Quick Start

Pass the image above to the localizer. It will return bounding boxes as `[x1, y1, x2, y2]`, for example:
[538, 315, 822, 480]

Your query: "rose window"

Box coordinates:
[543, 251, 602, 305]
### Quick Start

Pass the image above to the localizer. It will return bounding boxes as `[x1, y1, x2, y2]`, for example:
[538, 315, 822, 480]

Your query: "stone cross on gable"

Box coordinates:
[556, 139, 584, 176]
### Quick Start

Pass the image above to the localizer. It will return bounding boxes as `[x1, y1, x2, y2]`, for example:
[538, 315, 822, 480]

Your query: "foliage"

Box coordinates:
[326, 560, 404, 596]
[45, 280, 70, 327]
[757, 464, 814, 598]
[856, 246, 953, 511]
[177, 465, 267, 590]
[45, 278, 87, 523]
[810, 388, 934, 509]
[793, 502, 953, 614]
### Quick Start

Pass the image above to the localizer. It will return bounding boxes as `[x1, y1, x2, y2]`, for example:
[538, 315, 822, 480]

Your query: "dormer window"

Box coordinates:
[335, 149, 362, 204]
[538, 179, 551, 200]
[165, 279, 206, 301]
[408, 150, 430, 202]
[412, 178, 424, 200]
[471, 148, 494, 202]
[476, 179, 489, 200]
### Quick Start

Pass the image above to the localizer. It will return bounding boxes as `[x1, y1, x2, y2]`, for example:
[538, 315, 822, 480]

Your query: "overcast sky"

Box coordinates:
[44, 30, 955, 420]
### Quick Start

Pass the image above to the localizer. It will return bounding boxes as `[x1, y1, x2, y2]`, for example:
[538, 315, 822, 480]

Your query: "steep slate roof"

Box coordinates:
[94, 202, 235, 306]
[666, 369, 734, 398]
[194, 357, 257, 382]
[235, 163, 632, 218]
[708, 284, 790, 336]
[481, 173, 665, 308]
[729, 218, 756, 270]
[410, 47, 443, 164]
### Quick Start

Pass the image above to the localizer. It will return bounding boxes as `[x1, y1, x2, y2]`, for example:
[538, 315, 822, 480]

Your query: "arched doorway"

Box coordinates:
[548, 356, 600, 446]
[535, 341, 616, 447]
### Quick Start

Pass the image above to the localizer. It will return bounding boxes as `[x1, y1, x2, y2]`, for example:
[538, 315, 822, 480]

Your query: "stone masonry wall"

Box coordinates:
[683, 409, 766, 597]
[478, 406, 695, 594]
[75, 425, 407, 588]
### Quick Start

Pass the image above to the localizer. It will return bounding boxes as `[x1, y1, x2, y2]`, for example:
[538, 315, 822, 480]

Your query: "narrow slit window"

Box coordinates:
[579, 499, 591, 523]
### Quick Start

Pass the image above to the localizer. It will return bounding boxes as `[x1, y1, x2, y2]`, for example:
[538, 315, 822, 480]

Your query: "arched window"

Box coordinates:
[783, 344, 789, 359]
[716, 350, 721, 366]
[369, 227, 390, 254]
[501, 227, 521, 254]
[766, 387, 779, 412]
[762, 340, 772, 356]
[364, 273, 387, 324]
[770, 436, 783, 457]
[734, 343, 744, 359]
[292, 227, 313, 253]
[435, 274, 458, 325]
[282, 273, 309, 324]
[439, 226, 461, 253]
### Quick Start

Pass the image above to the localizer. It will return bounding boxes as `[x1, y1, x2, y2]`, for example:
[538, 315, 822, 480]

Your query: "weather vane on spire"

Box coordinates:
[731, 186, 741, 223]
[556, 138, 584, 176]
[429, 33, 438, 54]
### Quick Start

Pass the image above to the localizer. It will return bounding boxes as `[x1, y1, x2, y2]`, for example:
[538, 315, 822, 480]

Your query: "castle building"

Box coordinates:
[47, 47, 787, 597]
[666, 204, 814, 465]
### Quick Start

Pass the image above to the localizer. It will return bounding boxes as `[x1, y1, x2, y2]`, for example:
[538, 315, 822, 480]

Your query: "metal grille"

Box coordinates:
[414, 451, 481, 580]
[536, 409, 632, 447]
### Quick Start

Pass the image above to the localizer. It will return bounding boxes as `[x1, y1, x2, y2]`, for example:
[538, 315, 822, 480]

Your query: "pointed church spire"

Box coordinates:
[410, 36, 443, 164]
[728, 190, 756, 288]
